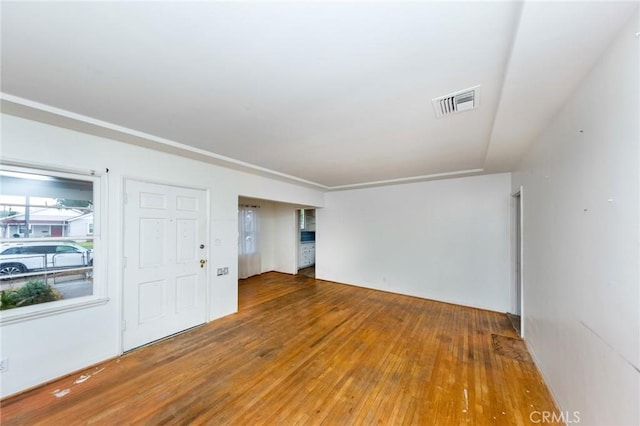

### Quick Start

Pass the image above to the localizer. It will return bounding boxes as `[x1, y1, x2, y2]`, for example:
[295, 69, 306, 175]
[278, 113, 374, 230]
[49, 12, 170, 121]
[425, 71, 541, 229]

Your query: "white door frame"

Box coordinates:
[511, 186, 524, 337]
[119, 177, 210, 354]
[296, 209, 302, 271]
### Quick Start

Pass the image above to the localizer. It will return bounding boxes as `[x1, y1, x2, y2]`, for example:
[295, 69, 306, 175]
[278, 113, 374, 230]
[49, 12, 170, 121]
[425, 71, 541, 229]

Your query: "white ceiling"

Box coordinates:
[1, 1, 637, 190]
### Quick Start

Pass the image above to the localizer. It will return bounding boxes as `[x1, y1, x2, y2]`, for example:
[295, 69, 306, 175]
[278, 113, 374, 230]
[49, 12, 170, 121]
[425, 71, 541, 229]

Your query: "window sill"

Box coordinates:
[0, 297, 109, 326]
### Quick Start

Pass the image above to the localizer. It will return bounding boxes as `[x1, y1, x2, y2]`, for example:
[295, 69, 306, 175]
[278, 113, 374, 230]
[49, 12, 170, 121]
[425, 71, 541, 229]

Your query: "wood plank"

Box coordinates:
[0, 272, 561, 425]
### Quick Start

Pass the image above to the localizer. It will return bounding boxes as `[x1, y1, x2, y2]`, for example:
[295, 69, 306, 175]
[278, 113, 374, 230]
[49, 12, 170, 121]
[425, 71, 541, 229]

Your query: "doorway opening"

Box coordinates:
[297, 209, 315, 279]
[509, 189, 523, 336]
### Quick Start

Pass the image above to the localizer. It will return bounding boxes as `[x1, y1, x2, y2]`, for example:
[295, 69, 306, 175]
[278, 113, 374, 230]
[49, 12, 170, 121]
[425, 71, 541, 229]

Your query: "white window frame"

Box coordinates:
[0, 164, 109, 325]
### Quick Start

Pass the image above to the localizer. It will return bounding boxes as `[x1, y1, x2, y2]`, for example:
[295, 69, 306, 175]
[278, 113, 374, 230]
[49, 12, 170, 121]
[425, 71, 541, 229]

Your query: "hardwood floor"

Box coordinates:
[0, 272, 560, 425]
[297, 266, 315, 279]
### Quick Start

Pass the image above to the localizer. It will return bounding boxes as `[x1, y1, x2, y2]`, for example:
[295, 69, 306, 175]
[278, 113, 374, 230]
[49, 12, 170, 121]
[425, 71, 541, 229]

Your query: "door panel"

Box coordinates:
[176, 219, 197, 263]
[138, 280, 166, 323]
[139, 192, 167, 209]
[176, 195, 198, 211]
[123, 180, 208, 351]
[176, 274, 198, 312]
[139, 218, 165, 267]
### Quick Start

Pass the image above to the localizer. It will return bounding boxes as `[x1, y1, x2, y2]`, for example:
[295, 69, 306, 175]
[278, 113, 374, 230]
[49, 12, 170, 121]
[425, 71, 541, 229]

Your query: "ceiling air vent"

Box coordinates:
[432, 85, 480, 118]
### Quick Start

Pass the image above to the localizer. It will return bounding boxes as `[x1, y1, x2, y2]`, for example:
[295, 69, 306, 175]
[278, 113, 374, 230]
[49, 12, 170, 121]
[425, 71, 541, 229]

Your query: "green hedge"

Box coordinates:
[1, 280, 63, 310]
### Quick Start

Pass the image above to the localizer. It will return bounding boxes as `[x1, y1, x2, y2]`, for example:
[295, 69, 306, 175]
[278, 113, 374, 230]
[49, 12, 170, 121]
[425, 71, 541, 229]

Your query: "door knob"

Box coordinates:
[200, 259, 207, 268]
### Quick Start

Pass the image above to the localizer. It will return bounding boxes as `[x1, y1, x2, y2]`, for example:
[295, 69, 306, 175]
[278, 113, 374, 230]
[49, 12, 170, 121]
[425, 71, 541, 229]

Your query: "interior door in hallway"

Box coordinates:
[123, 180, 208, 351]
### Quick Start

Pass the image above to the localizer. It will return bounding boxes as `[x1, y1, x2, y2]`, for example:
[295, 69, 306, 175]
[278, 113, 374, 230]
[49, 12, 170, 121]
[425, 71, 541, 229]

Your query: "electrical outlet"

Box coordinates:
[0, 358, 8, 373]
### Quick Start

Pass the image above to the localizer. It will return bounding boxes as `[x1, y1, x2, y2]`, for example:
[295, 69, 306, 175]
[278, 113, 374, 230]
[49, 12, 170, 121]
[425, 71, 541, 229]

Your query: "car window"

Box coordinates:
[23, 246, 56, 254]
[56, 245, 80, 253]
[1, 247, 21, 255]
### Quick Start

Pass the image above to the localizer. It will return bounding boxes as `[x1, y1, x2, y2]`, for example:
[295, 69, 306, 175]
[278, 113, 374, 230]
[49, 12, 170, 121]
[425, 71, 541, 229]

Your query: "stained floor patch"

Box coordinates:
[491, 334, 533, 363]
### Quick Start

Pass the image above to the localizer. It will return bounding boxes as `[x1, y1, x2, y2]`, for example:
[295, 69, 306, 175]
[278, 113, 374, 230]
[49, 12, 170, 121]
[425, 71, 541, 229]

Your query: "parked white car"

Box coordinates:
[0, 242, 93, 276]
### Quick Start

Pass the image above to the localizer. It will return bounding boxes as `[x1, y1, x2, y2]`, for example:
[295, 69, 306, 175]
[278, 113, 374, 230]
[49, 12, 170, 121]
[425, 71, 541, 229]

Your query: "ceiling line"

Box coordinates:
[327, 169, 485, 191]
[483, 0, 525, 164]
[1, 93, 485, 192]
[0, 93, 330, 191]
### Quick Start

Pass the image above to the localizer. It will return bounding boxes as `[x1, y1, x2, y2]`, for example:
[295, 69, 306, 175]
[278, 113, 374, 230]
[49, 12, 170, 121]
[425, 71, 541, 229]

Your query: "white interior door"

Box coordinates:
[123, 180, 208, 351]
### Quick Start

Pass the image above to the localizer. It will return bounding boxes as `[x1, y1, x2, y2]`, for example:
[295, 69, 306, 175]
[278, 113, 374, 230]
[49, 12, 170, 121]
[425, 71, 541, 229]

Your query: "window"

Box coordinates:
[239, 208, 258, 254]
[238, 204, 261, 279]
[1, 247, 20, 255]
[56, 245, 80, 253]
[299, 209, 305, 230]
[0, 165, 107, 321]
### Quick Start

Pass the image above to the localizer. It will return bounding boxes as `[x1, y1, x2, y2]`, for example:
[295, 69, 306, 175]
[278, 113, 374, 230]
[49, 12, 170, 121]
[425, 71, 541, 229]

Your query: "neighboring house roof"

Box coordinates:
[66, 212, 94, 223]
[0, 208, 86, 224]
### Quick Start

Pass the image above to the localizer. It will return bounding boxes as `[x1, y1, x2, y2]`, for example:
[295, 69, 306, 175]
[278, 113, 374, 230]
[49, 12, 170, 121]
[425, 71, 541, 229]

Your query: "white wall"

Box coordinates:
[68, 217, 92, 237]
[512, 12, 639, 426]
[317, 173, 512, 312]
[274, 204, 299, 274]
[0, 114, 324, 398]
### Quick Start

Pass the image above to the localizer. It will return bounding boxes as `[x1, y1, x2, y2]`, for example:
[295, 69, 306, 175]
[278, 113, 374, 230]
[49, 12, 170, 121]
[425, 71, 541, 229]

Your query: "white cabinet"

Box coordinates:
[298, 242, 315, 268]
